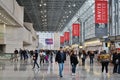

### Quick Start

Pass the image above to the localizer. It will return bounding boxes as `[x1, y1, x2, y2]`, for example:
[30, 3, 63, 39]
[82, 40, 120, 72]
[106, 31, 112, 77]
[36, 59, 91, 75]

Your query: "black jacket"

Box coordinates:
[33, 52, 38, 60]
[112, 53, 118, 64]
[70, 54, 78, 65]
[118, 53, 120, 64]
[55, 51, 66, 63]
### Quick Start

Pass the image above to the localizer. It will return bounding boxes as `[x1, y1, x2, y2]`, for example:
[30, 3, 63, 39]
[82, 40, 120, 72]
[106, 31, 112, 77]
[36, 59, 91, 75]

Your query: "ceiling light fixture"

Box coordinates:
[69, 11, 72, 13]
[68, 5, 71, 7]
[44, 19, 47, 21]
[44, 10, 47, 13]
[39, 4, 42, 7]
[40, 11, 43, 13]
[44, 15, 47, 17]
[73, 4, 76, 7]
[43, 3, 46, 6]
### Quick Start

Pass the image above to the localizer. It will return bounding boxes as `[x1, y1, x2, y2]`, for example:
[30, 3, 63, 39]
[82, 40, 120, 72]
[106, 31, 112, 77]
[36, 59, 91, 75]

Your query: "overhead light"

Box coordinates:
[68, 5, 71, 7]
[43, 22, 47, 24]
[43, 3, 47, 6]
[40, 11, 43, 13]
[69, 11, 72, 13]
[44, 19, 47, 21]
[73, 4, 76, 7]
[39, 4, 42, 7]
[44, 15, 47, 17]
[44, 10, 47, 13]
[66, 16, 69, 18]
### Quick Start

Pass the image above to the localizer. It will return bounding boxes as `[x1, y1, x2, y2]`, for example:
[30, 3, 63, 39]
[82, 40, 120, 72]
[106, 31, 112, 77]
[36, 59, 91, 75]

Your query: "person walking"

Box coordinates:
[55, 47, 66, 77]
[112, 50, 119, 73]
[14, 49, 19, 62]
[117, 50, 120, 74]
[89, 51, 95, 65]
[99, 50, 110, 74]
[50, 51, 53, 63]
[81, 50, 87, 66]
[19, 48, 23, 60]
[32, 50, 39, 69]
[70, 49, 79, 75]
[39, 50, 45, 65]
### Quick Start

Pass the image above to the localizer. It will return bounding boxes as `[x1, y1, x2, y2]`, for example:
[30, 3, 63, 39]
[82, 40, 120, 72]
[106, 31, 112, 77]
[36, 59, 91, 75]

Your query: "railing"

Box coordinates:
[0, 53, 14, 60]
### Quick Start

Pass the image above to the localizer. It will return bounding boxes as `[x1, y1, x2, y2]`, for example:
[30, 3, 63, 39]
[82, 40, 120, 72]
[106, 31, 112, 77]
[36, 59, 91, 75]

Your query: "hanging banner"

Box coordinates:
[95, 24, 107, 37]
[60, 36, 64, 44]
[64, 32, 70, 41]
[64, 32, 70, 46]
[95, 0, 108, 23]
[60, 36, 64, 47]
[72, 24, 80, 36]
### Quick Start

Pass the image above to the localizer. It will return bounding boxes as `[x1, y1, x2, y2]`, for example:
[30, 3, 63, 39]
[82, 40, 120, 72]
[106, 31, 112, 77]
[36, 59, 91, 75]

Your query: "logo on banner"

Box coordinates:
[72, 24, 80, 36]
[45, 39, 53, 45]
[60, 36, 64, 44]
[64, 32, 70, 41]
[95, 0, 108, 23]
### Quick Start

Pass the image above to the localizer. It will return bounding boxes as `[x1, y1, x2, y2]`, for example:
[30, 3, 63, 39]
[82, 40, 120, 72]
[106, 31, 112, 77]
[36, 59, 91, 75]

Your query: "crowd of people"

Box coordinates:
[13, 47, 120, 78]
[13, 48, 54, 68]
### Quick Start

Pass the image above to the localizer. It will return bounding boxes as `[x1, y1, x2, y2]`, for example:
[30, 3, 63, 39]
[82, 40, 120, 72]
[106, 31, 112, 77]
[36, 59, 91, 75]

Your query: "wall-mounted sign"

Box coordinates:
[45, 38, 53, 45]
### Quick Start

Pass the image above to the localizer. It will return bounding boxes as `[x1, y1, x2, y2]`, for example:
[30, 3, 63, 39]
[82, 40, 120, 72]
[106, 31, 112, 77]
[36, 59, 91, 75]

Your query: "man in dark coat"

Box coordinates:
[55, 47, 66, 77]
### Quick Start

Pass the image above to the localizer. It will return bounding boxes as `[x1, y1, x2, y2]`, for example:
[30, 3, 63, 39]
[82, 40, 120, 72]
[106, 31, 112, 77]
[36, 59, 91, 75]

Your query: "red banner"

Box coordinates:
[95, 0, 108, 23]
[72, 24, 80, 36]
[60, 36, 64, 44]
[64, 32, 70, 41]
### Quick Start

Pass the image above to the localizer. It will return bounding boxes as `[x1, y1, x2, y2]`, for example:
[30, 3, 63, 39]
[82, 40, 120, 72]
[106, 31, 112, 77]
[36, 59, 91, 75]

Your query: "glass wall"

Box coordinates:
[78, 0, 95, 40]
[110, 0, 120, 36]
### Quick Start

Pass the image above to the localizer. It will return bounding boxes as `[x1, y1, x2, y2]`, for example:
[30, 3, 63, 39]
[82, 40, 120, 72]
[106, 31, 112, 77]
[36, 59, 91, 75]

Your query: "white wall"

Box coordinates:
[5, 25, 23, 53]
[0, 0, 24, 25]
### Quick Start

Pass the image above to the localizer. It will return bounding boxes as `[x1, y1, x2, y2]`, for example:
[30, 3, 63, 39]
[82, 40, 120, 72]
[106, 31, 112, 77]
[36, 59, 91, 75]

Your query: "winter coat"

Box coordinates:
[70, 54, 78, 65]
[55, 51, 66, 63]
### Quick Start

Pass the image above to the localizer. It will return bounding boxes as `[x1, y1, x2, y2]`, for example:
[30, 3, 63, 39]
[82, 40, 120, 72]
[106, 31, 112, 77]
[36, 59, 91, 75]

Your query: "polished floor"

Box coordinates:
[0, 56, 120, 80]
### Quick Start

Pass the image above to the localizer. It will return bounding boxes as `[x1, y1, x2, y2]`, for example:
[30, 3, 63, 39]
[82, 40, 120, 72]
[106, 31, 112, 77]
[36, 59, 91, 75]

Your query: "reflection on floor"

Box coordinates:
[0, 56, 120, 80]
